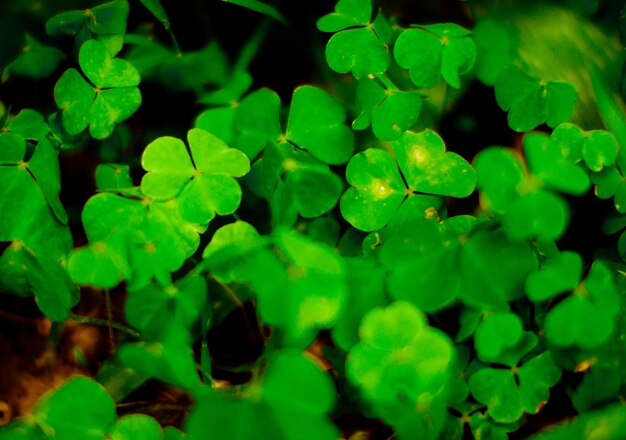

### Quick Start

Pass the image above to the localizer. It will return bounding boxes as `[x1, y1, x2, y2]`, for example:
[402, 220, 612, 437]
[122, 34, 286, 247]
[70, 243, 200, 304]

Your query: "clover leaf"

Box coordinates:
[474, 146, 573, 240]
[202, 221, 261, 283]
[469, 352, 561, 424]
[495, 65, 576, 132]
[347, 301, 455, 414]
[32, 376, 116, 439]
[318, 0, 390, 79]
[46, 0, 129, 56]
[353, 76, 423, 141]
[6, 109, 48, 141]
[341, 129, 476, 231]
[125, 275, 207, 339]
[2, 33, 64, 82]
[254, 142, 344, 225]
[54, 39, 141, 140]
[141, 128, 250, 225]
[119, 321, 200, 390]
[186, 351, 338, 440]
[394, 23, 476, 89]
[109, 415, 163, 440]
[0, 242, 78, 321]
[287, 86, 355, 165]
[544, 261, 620, 349]
[474, 312, 523, 362]
[525, 251, 583, 302]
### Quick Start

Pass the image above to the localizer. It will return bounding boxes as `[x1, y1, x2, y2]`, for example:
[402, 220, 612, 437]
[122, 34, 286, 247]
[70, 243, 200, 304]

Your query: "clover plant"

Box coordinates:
[1, 0, 626, 438]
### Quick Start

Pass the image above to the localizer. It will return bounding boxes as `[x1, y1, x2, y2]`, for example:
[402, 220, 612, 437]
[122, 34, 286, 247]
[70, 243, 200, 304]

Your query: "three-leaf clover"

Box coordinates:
[341, 129, 476, 231]
[495, 65, 577, 132]
[469, 352, 561, 424]
[346, 301, 455, 435]
[54, 39, 141, 139]
[352, 76, 424, 141]
[394, 23, 476, 89]
[317, 0, 391, 79]
[141, 128, 250, 225]
[2, 33, 64, 82]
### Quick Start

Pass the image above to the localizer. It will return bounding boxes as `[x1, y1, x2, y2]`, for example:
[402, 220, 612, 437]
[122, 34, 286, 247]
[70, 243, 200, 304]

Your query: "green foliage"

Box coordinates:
[1, 0, 626, 438]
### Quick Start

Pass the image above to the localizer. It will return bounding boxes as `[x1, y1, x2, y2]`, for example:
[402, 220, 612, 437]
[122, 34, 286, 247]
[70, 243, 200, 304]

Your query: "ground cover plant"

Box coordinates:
[1, 0, 626, 438]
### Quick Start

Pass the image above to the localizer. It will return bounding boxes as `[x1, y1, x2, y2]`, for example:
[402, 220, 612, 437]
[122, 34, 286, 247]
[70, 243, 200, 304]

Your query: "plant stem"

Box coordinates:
[104, 289, 115, 351]
[234, 17, 272, 73]
[374, 72, 400, 92]
[71, 314, 140, 338]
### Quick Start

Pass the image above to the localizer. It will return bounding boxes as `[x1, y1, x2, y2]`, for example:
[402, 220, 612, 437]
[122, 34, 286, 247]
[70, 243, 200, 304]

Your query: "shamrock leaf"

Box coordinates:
[2, 34, 64, 82]
[54, 39, 141, 139]
[119, 321, 201, 390]
[109, 415, 163, 440]
[95, 163, 133, 190]
[469, 352, 561, 424]
[582, 130, 618, 172]
[287, 86, 354, 165]
[141, 128, 250, 225]
[317, 0, 372, 32]
[6, 109, 48, 141]
[125, 275, 208, 339]
[318, 0, 390, 78]
[186, 351, 338, 440]
[474, 146, 573, 241]
[341, 130, 476, 231]
[460, 229, 537, 310]
[394, 23, 476, 89]
[495, 65, 576, 132]
[31, 376, 116, 439]
[0, 242, 78, 321]
[472, 18, 514, 86]
[544, 261, 620, 349]
[202, 221, 261, 283]
[523, 131, 590, 195]
[258, 229, 347, 347]
[347, 301, 454, 411]
[46, 0, 129, 56]
[525, 251, 583, 302]
[353, 77, 423, 141]
[474, 312, 523, 362]
[254, 142, 344, 225]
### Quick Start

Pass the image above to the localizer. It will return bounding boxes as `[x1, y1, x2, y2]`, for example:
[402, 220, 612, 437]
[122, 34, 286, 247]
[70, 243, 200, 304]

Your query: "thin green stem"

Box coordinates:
[104, 289, 115, 351]
[71, 314, 140, 338]
[374, 72, 400, 92]
[233, 17, 272, 73]
[166, 25, 182, 57]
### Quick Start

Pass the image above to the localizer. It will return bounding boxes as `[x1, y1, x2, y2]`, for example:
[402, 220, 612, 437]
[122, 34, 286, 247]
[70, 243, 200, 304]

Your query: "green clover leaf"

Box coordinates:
[125, 275, 208, 339]
[2, 33, 64, 82]
[346, 301, 455, 410]
[472, 18, 514, 86]
[468, 352, 561, 424]
[495, 65, 576, 132]
[186, 351, 338, 440]
[394, 23, 476, 89]
[6, 109, 48, 141]
[474, 146, 573, 240]
[202, 221, 261, 283]
[287, 85, 355, 165]
[32, 376, 116, 439]
[318, 0, 389, 78]
[95, 163, 133, 190]
[109, 415, 163, 440]
[0, 242, 78, 322]
[317, 0, 371, 32]
[46, 0, 129, 56]
[523, 132, 590, 195]
[353, 77, 423, 141]
[141, 128, 250, 225]
[54, 39, 141, 140]
[341, 130, 475, 231]
[474, 312, 523, 362]
[545, 261, 620, 349]
[525, 251, 583, 302]
[582, 130, 619, 172]
[118, 321, 200, 390]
